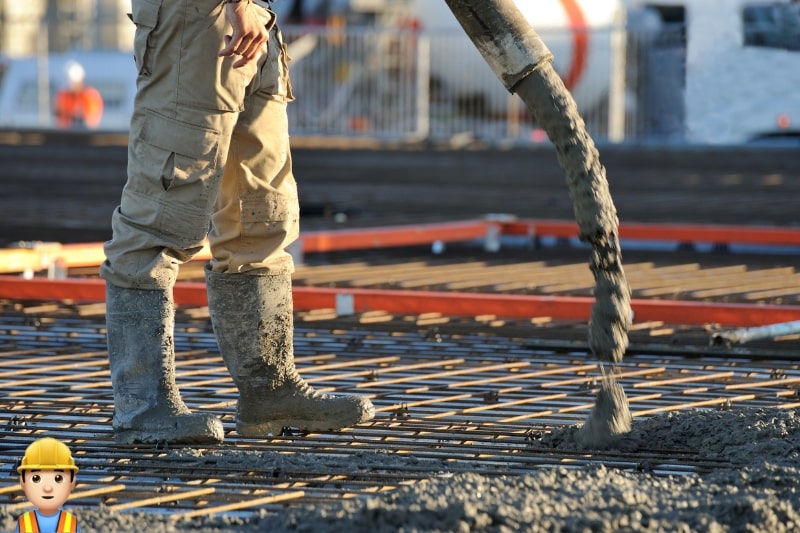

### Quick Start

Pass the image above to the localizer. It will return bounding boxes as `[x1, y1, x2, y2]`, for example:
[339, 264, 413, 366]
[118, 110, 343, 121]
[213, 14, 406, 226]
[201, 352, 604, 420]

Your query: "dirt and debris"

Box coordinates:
[2, 406, 799, 532]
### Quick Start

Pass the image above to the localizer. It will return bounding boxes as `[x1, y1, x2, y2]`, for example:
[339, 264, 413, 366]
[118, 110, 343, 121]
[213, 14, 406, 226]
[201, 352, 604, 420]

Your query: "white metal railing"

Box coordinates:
[0, 24, 689, 144]
[284, 27, 428, 140]
[281, 25, 684, 144]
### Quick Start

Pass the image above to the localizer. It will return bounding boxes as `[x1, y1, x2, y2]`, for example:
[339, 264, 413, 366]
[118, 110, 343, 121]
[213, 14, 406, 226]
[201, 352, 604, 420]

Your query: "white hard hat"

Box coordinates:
[64, 61, 85, 85]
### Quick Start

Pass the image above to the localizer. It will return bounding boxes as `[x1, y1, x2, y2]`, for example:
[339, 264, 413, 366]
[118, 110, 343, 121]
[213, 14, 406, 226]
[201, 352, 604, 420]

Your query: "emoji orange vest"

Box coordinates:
[18, 510, 78, 533]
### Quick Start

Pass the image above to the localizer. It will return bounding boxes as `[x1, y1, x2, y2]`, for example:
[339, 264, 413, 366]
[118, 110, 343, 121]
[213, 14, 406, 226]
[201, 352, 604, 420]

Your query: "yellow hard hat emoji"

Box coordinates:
[17, 437, 78, 473]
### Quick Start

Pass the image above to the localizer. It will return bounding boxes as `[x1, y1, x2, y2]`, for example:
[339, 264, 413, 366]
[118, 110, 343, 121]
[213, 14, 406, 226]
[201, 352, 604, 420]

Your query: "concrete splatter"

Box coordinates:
[2, 407, 798, 532]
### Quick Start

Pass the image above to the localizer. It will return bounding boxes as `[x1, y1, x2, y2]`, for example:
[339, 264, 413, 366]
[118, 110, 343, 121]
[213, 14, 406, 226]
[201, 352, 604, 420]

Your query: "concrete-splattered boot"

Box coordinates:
[205, 269, 375, 436]
[105, 284, 224, 445]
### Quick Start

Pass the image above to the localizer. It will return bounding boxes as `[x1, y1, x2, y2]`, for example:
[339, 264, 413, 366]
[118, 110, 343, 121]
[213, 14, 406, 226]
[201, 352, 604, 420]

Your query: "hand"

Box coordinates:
[219, 1, 269, 68]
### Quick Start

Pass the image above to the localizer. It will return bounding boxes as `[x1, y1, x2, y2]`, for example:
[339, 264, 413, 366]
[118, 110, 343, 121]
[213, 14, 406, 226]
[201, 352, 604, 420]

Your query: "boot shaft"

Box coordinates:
[205, 269, 375, 435]
[105, 284, 185, 425]
[106, 284, 179, 389]
[205, 269, 295, 386]
[105, 283, 224, 443]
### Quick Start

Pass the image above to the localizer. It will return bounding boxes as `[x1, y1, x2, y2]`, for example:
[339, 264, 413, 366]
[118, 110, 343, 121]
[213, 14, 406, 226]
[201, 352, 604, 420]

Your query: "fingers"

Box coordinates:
[219, 1, 270, 68]
[218, 35, 236, 58]
[219, 32, 268, 68]
[226, 39, 266, 68]
[236, 37, 265, 66]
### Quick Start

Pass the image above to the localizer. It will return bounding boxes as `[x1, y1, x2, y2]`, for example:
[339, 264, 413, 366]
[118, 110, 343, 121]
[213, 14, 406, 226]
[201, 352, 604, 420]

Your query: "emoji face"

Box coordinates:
[19, 469, 76, 516]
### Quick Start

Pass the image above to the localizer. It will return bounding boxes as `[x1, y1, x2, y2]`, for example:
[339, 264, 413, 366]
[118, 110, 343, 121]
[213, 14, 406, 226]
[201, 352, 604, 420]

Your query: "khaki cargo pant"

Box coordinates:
[101, 0, 298, 290]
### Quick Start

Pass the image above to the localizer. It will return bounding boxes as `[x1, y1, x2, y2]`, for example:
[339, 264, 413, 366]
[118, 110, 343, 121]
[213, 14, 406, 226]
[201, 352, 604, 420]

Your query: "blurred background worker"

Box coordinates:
[54, 61, 104, 129]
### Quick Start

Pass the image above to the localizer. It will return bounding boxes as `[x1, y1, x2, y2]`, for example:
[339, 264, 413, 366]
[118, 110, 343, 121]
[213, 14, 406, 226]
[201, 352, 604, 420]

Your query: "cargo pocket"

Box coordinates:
[240, 191, 299, 240]
[255, 26, 295, 102]
[137, 110, 221, 246]
[131, 0, 160, 76]
[280, 36, 296, 102]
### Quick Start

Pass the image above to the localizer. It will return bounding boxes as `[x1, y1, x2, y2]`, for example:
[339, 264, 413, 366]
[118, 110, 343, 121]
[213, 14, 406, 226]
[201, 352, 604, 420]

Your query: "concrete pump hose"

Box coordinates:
[444, 0, 632, 364]
[443, 0, 555, 93]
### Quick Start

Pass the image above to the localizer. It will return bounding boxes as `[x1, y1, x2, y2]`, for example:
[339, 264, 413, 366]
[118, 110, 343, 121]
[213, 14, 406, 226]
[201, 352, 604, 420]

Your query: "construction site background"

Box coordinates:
[0, 0, 797, 144]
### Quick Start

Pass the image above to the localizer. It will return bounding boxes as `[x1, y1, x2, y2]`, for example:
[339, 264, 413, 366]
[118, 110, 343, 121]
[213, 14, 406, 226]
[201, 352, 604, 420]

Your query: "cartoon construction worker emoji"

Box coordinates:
[16, 437, 80, 533]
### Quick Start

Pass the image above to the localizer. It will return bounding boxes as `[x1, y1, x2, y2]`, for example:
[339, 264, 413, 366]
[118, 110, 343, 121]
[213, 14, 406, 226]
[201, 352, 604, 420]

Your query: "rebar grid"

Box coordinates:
[1, 300, 799, 519]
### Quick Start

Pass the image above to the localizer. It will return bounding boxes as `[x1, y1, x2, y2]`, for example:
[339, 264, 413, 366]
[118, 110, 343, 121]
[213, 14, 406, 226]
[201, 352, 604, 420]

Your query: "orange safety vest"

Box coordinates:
[54, 86, 104, 129]
[18, 510, 78, 533]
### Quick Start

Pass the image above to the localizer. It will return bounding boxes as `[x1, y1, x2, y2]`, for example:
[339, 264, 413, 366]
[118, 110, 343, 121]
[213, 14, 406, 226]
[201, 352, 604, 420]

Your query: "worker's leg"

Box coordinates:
[100, 0, 258, 444]
[205, 24, 374, 435]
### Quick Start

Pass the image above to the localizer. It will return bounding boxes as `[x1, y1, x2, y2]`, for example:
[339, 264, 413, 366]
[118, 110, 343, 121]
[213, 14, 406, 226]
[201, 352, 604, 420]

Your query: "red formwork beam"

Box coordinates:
[502, 220, 800, 247]
[3, 220, 800, 275]
[2, 219, 799, 328]
[299, 219, 800, 251]
[293, 287, 800, 327]
[1, 276, 799, 328]
[0, 221, 494, 275]
[0, 277, 208, 307]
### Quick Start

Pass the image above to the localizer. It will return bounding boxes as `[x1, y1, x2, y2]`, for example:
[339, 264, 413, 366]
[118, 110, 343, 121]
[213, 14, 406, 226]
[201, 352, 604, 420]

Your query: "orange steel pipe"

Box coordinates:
[3, 220, 800, 274]
[503, 219, 800, 247]
[1, 276, 799, 327]
[0, 221, 491, 274]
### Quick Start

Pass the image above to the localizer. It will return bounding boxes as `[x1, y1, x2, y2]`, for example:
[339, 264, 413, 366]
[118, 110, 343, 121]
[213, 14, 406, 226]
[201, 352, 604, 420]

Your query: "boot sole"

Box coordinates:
[237, 418, 360, 437]
[115, 418, 225, 445]
[115, 429, 223, 445]
[236, 395, 376, 437]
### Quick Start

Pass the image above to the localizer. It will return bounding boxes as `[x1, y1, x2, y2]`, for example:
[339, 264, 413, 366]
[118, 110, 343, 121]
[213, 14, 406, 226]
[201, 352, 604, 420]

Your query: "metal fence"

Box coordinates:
[284, 27, 427, 140]
[0, 23, 687, 144]
[281, 24, 686, 144]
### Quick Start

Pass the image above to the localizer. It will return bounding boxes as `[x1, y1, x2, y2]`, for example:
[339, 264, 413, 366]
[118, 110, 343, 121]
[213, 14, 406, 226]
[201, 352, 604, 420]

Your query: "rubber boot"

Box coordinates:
[205, 268, 375, 436]
[105, 284, 224, 445]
